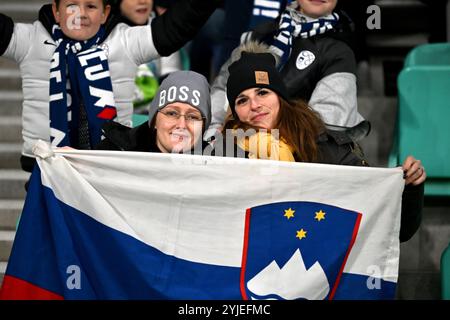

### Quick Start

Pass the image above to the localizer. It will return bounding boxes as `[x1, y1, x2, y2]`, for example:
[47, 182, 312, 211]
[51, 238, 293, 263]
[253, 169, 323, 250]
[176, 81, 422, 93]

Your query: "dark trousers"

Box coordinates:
[20, 155, 36, 192]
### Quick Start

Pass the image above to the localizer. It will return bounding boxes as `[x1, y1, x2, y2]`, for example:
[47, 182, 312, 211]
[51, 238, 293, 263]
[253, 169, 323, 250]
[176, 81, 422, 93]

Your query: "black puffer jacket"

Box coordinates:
[96, 121, 210, 154]
[317, 131, 423, 243]
[250, 10, 356, 102]
[208, 10, 365, 140]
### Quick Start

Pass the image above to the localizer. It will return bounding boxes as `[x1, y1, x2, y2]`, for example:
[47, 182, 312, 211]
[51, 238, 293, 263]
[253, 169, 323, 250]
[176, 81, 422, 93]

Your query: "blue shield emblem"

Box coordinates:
[240, 201, 361, 300]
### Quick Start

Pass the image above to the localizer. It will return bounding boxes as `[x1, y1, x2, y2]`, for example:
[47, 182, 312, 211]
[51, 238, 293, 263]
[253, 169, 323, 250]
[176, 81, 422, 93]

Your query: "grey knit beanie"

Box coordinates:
[148, 71, 211, 130]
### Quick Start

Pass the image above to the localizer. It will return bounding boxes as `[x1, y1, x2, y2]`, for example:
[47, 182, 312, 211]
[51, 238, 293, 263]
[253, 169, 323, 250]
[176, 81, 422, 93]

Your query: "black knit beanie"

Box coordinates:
[226, 52, 289, 117]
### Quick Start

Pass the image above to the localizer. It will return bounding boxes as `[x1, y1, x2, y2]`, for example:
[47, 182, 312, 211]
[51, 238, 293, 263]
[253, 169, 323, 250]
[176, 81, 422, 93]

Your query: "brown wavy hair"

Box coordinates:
[224, 97, 325, 162]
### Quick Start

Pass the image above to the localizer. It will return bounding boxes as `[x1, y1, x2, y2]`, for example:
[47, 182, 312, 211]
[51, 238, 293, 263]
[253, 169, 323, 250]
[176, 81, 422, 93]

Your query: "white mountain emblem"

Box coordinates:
[247, 248, 330, 300]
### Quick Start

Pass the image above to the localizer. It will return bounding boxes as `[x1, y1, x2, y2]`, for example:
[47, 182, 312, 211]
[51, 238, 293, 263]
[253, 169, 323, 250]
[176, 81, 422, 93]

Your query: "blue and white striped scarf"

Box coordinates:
[270, 4, 339, 68]
[49, 25, 117, 148]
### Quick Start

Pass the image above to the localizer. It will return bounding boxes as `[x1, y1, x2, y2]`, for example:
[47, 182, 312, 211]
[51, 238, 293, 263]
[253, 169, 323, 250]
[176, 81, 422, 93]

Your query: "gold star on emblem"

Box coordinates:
[315, 210, 326, 221]
[296, 228, 307, 240]
[284, 208, 295, 219]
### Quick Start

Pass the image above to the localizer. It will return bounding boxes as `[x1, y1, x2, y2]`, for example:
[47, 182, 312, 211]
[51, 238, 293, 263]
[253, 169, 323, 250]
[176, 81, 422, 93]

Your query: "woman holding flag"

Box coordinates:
[220, 44, 426, 242]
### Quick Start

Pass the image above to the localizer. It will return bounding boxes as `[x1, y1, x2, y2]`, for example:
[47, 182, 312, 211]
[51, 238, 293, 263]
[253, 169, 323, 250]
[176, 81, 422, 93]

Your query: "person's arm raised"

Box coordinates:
[0, 13, 14, 56]
[151, 0, 221, 57]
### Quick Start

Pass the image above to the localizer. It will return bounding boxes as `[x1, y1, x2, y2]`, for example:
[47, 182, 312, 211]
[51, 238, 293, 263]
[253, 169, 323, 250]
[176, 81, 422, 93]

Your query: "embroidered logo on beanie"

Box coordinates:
[255, 71, 269, 85]
[157, 86, 201, 108]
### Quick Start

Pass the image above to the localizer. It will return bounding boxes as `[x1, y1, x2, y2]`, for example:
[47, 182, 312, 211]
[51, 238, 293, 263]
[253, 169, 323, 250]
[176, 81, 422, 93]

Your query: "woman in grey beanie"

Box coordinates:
[96, 71, 211, 154]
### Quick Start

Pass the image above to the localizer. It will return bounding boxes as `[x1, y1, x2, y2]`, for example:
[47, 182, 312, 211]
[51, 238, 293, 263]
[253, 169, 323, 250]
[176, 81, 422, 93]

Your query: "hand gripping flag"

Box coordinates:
[0, 141, 404, 299]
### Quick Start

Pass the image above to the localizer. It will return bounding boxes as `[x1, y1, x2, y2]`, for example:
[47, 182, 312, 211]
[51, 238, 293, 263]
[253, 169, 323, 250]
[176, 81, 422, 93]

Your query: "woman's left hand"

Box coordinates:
[402, 155, 426, 186]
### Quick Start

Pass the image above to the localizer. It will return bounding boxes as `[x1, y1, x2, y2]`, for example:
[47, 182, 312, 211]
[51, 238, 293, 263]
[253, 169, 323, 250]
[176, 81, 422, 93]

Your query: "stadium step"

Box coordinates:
[375, 0, 429, 33]
[0, 200, 24, 231]
[0, 68, 21, 90]
[0, 143, 22, 169]
[0, 261, 7, 286]
[0, 231, 15, 263]
[0, 91, 23, 117]
[0, 116, 22, 143]
[0, 170, 29, 200]
[0, 1, 48, 24]
[367, 0, 430, 54]
[0, 57, 20, 70]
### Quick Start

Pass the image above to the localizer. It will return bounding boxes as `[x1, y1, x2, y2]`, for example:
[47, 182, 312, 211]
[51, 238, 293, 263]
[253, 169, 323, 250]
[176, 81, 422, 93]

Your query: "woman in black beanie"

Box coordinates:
[222, 47, 426, 242]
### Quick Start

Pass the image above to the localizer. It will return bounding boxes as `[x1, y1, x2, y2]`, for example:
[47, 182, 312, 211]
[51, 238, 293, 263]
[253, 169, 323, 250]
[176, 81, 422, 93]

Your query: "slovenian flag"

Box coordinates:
[0, 142, 404, 300]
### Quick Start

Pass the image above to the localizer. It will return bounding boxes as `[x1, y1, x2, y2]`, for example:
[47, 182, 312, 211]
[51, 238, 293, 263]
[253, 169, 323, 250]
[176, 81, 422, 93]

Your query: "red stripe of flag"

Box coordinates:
[0, 275, 63, 300]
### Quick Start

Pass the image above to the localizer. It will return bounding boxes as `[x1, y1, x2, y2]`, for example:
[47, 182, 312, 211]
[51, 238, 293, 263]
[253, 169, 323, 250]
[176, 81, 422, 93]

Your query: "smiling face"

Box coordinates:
[296, 0, 337, 18]
[154, 102, 204, 153]
[234, 87, 280, 130]
[120, 0, 153, 25]
[52, 0, 110, 41]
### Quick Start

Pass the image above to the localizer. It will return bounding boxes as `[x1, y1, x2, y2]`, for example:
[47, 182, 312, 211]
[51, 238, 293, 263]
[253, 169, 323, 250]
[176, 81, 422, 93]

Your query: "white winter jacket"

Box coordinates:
[4, 21, 158, 158]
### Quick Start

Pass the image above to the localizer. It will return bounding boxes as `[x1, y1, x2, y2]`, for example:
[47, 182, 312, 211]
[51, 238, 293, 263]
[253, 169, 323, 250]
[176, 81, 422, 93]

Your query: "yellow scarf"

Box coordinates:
[235, 130, 296, 162]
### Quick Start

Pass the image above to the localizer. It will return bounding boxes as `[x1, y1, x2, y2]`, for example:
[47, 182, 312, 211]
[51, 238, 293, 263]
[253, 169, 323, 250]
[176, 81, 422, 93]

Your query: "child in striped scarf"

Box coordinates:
[208, 0, 370, 143]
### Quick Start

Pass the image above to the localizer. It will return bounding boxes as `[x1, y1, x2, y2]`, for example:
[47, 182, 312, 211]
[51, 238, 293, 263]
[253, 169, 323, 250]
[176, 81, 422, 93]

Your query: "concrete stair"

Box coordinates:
[0, 231, 16, 285]
[368, 0, 430, 54]
[375, 0, 429, 33]
[0, 69, 21, 89]
[0, 262, 7, 286]
[0, 90, 23, 117]
[0, 1, 48, 24]
[0, 143, 22, 169]
[0, 57, 21, 69]
[0, 231, 15, 262]
[0, 200, 24, 231]
[0, 0, 44, 286]
[0, 116, 22, 143]
[0, 169, 28, 199]
[0, 168, 26, 286]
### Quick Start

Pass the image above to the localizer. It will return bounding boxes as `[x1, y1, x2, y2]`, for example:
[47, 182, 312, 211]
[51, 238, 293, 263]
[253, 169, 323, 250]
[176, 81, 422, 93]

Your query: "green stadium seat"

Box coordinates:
[389, 63, 450, 196]
[404, 43, 450, 68]
[132, 114, 149, 128]
[442, 243, 450, 300]
[180, 47, 191, 71]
